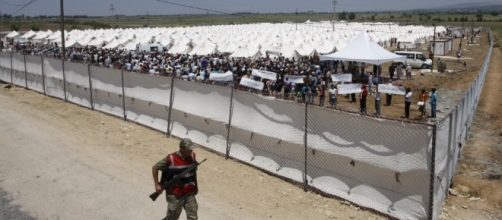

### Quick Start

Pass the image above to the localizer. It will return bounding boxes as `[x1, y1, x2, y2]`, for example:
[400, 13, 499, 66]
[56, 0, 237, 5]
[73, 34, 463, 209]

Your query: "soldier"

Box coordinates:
[152, 138, 199, 220]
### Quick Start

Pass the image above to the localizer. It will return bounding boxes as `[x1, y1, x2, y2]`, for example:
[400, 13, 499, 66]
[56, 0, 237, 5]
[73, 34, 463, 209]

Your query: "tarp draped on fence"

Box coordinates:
[0, 30, 493, 220]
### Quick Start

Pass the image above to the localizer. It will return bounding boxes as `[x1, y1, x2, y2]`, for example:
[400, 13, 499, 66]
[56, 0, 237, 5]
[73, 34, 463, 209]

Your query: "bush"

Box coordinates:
[476, 14, 483, 22]
[31, 24, 40, 31]
[10, 23, 20, 31]
[81, 20, 111, 29]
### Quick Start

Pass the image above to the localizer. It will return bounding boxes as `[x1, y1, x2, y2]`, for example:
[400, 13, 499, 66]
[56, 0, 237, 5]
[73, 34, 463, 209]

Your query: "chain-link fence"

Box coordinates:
[0, 31, 492, 219]
[432, 30, 493, 220]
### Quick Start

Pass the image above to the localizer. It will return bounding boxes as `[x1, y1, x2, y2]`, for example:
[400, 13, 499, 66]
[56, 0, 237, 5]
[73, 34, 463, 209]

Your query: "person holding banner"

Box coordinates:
[404, 87, 412, 119]
[430, 88, 438, 118]
[301, 84, 308, 103]
[329, 84, 337, 109]
[374, 86, 381, 117]
[319, 84, 326, 107]
[386, 93, 393, 106]
[396, 64, 403, 80]
[405, 64, 412, 80]
[307, 84, 315, 105]
[360, 84, 368, 114]
[419, 89, 428, 118]
[388, 64, 395, 80]
[284, 82, 292, 100]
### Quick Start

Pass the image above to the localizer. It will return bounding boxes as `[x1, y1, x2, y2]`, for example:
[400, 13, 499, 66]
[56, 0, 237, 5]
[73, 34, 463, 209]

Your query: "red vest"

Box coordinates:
[166, 152, 198, 197]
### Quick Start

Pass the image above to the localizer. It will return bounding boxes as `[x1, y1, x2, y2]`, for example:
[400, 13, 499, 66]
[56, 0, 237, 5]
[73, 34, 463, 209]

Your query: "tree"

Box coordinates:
[348, 12, 356, 21]
[31, 24, 40, 31]
[490, 12, 499, 17]
[371, 15, 375, 22]
[338, 11, 347, 20]
[475, 13, 483, 22]
[10, 23, 20, 31]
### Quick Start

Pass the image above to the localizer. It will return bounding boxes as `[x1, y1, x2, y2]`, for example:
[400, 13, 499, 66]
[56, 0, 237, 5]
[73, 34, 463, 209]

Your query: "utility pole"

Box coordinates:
[110, 4, 115, 17]
[295, 9, 298, 31]
[60, 0, 67, 102]
[431, 24, 436, 73]
[332, 0, 337, 31]
[0, 9, 2, 33]
[147, 12, 150, 27]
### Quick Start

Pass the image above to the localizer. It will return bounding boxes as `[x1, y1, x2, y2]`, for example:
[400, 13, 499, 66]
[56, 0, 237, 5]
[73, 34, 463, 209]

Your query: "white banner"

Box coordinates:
[209, 71, 233, 82]
[378, 84, 406, 95]
[240, 77, 264, 90]
[284, 75, 305, 84]
[331, 73, 352, 83]
[252, 69, 277, 81]
[337, 83, 362, 95]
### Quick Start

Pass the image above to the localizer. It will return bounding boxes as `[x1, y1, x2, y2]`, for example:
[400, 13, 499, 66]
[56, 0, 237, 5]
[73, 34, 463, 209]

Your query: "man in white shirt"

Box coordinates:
[404, 87, 412, 119]
[329, 84, 337, 109]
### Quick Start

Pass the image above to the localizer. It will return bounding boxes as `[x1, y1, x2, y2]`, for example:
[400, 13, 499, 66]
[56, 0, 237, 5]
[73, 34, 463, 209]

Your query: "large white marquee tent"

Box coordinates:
[320, 31, 406, 65]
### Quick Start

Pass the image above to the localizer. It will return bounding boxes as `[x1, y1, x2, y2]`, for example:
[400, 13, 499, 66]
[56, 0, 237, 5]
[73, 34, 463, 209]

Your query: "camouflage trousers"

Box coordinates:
[163, 194, 198, 220]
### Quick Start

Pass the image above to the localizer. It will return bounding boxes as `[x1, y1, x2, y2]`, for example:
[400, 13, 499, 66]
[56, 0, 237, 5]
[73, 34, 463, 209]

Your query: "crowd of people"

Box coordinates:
[4, 41, 439, 120]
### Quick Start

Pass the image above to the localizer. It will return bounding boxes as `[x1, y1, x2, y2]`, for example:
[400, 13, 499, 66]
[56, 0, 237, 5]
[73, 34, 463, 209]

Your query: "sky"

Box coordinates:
[0, 0, 498, 16]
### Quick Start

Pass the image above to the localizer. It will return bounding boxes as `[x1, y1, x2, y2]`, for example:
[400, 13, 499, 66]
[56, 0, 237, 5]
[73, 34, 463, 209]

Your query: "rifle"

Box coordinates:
[149, 158, 207, 201]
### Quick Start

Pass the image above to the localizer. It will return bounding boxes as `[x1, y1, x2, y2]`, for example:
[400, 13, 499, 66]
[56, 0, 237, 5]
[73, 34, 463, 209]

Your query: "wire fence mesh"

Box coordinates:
[0, 30, 493, 220]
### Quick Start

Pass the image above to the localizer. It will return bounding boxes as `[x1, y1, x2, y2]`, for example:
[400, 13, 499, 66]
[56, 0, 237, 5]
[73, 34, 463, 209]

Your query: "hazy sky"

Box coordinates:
[0, 0, 498, 16]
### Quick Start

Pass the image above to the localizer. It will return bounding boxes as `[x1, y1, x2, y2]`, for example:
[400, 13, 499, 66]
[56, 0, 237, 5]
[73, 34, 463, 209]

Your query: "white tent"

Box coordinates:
[6, 31, 20, 39]
[320, 32, 405, 65]
[20, 30, 37, 40]
[32, 30, 53, 44]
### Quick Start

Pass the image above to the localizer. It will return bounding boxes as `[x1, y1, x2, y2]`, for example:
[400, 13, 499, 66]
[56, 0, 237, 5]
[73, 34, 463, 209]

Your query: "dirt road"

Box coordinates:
[0, 85, 385, 219]
[440, 46, 502, 219]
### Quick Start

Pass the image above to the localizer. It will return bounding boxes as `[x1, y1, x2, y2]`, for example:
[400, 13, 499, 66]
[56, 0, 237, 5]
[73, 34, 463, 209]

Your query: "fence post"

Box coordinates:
[120, 67, 127, 121]
[41, 55, 46, 95]
[9, 51, 13, 85]
[225, 85, 235, 159]
[87, 64, 94, 110]
[303, 101, 308, 192]
[428, 123, 437, 220]
[23, 54, 28, 89]
[452, 107, 459, 173]
[61, 54, 67, 102]
[446, 112, 454, 190]
[166, 73, 175, 136]
[460, 98, 465, 140]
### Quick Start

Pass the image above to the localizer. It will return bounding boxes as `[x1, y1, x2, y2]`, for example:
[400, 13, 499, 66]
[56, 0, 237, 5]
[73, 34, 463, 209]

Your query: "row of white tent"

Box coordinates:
[5, 21, 445, 59]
